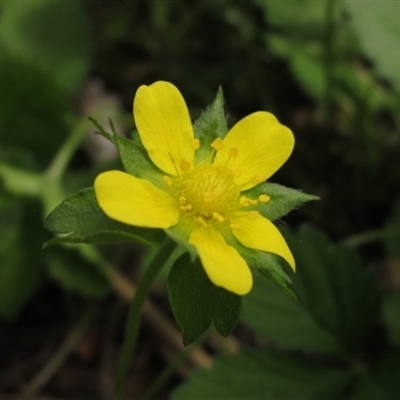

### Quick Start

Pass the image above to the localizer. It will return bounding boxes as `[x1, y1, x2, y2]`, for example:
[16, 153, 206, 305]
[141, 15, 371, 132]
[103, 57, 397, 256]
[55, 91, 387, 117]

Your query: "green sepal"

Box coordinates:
[44, 188, 165, 246]
[114, 132, 167, 189]
[243, 182, 319, 221]
[88, 117, 115, 143]
[168, 253, 241, 345]
[165, 215, 198, 262]
[89, 117, 166, 189]
[193, 87, 228, 163]
[246, 250, 295, 300]
[222, 228, 295, 299]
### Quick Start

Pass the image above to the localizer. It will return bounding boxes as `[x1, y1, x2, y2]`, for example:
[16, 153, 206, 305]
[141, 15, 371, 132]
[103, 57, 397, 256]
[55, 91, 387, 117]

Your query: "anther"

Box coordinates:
[169, 152, 181, 176]
[253, 173, 266, 182]
[197, 216, 208, 227]
[230, 167, 241, 178]
[259, 194, 270, 202]
[179, 196, 186, 205]
[212, 212, 224, 222]
[163, 176, 172, 186]
[248, 211, 259, 219]
[240, 196, 257, 206]
[203, 192, 214, 202]
[191, 138, 200, 150]
[228, 147, 238, 158]
[211, 138, 223, 150]
[180, 159, 191, 172]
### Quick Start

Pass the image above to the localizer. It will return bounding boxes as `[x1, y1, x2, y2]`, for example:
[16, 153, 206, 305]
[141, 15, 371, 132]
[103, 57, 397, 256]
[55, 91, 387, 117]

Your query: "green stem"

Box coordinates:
[46, 118, 90, 184]
[341, 225, 400, 247]
[43, 118, 91, 214]
[114, 237, 176, 400]
[139, 335, 206, 400]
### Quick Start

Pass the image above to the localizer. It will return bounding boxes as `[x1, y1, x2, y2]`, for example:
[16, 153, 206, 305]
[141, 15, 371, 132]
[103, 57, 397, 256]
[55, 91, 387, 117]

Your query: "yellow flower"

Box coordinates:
[94, 81, 295, 296]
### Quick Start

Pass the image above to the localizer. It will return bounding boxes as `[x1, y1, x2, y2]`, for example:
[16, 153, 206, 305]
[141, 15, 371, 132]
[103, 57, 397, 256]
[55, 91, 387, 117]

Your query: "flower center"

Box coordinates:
[175, 162, 240, 226]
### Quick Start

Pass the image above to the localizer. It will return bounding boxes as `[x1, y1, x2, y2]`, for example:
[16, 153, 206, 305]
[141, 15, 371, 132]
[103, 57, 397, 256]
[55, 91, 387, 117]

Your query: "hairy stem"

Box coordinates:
[114, 237, 176, 400]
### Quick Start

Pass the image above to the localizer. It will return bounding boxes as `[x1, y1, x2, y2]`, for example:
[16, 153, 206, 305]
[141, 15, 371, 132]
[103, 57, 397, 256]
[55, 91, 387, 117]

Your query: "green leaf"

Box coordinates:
[0, 200, 46, 320]
[168, 253, 241, 345]
[193, 86, 228, 163]
[242, 225, 382, 358]
[0, 0, 89, 92]
[257, 0, 328, 37]
[384, 197, 400, 259]
[285, 225, 381, 354]
[344, 1, 400, 92]
[172, 348, 350, 400]
[242, 272, 346, 356]
[372, 348, 400, 400]
[0, 50, 70, 166]
[243, 182, 319, 221]
[351, 374, 392, 400]
[268, 35, 327, 101]
[382, 293, 400, 347]
[0, 162, 43, 198]
[46, 247, 111, 299]
[44, 188, 165, 246]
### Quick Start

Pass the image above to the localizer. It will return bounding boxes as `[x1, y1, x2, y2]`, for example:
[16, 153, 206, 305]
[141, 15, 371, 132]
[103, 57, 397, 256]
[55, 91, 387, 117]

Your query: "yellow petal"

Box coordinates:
[133, 81, 194, 175]
[94, 170, 179, 228]
[231, 212, 295, 271]
[214, 112, 294, 190]
[189, 227, 252, 295]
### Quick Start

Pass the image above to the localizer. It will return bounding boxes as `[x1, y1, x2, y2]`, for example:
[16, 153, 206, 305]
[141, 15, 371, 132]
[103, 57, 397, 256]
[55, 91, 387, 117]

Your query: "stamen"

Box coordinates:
[163, 176, 172, 186]
[191, 138, 200, 150]
[197, 216, 208, 227]
[229, 222, 240, 229]
[253, 173, 266, 183]
[174, 162, 241, 228]
[231, 167, 242, 178]
[223, 147, 239, 167]
[212, 212, 224, 222]
[211, 138, 223, 150]
[247, 211, 259, 219]
[180, 159, 191, 172]
[228, 147, 238, 159]
[259, 194, 270, 202]
[168, 152, 181, 176]
[203, 191, 214, 202]
[240, 196, 257, 206]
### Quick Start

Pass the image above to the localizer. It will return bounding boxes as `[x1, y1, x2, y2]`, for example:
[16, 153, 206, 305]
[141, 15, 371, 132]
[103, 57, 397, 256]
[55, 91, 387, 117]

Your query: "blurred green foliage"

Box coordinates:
[1, 0, 400, 398]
